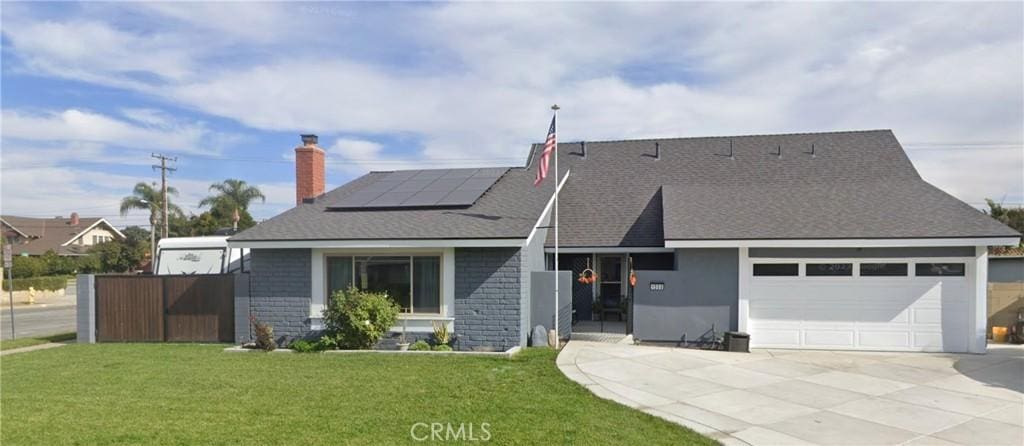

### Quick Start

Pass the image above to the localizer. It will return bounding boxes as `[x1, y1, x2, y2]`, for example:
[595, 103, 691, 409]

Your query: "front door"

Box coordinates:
[597, 255, 625, 318]
[563, 255, 594, 321]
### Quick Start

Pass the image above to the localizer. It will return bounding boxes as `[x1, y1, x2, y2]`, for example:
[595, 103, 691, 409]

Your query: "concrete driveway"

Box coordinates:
[557, 341, 1023, 445]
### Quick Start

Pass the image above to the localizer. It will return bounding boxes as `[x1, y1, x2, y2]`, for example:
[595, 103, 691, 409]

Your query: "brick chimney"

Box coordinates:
[295, 134, 325, 205]
[70, 212, 80, 226]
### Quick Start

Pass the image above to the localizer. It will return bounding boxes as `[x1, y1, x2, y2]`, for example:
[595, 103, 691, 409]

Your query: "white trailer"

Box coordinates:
[154, 236, 248, 275]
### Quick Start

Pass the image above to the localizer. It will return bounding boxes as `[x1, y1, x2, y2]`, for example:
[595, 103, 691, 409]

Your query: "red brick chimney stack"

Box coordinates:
[70, 212, 80, 226]
[295, 134, 325, 205]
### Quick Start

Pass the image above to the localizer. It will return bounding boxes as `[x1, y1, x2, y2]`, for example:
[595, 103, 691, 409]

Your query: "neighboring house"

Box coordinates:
[229, 131, 1020, 353]
[1, 214, 125, 256]
[988, 247, 1024, 335]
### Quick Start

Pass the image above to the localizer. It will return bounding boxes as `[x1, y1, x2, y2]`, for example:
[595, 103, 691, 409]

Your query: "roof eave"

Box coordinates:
[664, 236, 1021, 248]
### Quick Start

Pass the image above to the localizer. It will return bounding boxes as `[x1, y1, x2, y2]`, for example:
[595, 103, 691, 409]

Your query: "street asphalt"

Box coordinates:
[0, 305, 76, 341]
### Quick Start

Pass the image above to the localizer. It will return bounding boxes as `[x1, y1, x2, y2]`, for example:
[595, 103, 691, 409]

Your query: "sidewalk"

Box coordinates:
[0, 342, 68, 356]
[0, 292, 76, 311]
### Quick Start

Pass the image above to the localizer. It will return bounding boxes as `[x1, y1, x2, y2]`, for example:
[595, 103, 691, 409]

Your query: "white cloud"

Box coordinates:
[2, 2, 1021, 209]
[328, 138, 383, 159]
[1, 19, 195, 89]
[2, 108, 218, 155]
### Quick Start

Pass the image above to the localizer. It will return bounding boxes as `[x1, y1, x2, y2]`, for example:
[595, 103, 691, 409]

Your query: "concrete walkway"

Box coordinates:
[557, 342, 1023, 445]
[0, 342, 67, 356]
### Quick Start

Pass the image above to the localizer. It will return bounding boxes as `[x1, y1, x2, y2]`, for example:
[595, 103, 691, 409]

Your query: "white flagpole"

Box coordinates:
[552, 104, 560, 348]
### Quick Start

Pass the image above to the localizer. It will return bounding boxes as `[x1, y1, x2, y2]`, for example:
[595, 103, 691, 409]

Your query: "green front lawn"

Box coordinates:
[0, 331, 75, 351]
[1, 345, 714, 445]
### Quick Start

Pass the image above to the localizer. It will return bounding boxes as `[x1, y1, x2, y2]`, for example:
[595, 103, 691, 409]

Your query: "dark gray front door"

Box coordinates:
[562, 255, 593, 321]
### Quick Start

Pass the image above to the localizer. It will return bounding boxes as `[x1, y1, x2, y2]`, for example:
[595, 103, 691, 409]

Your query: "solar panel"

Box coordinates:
[435, 190, 487, 206]
[402, 190, 451, 207]
[328, 167, 509, 209]
[459, 178, 499, 191]
[423, 178, 465, 192]
[366, 191, 417, 207]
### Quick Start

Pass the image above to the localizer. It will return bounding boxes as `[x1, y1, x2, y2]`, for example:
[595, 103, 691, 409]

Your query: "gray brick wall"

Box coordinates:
[246, 249, 312, 343]
[233, 273, 251, 344]
[454, 248, 522, 351]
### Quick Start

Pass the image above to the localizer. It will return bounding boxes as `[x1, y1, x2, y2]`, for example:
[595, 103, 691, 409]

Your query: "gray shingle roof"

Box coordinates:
[544, 129, 1017, 246]
[232, 129, 1019, 245]
[230, 162, 554, 241]
[661, 181, 1016, 240]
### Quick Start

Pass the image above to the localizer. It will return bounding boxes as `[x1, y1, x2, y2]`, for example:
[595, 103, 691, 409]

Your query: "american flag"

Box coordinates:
[533, 115, 556, 186]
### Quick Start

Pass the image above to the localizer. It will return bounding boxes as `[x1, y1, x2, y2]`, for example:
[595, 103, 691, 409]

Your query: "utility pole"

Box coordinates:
[151, 154, 177, 239]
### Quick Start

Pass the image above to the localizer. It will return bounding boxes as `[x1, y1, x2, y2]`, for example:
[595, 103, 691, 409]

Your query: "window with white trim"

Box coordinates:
[326, 255, 441, 314]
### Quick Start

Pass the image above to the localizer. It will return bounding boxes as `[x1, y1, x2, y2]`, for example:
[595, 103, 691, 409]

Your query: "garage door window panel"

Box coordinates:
[753, 263, 799, 276]
[860, 263, 908, 277]
[915, 263, 965, 277]
[806, 263, 853, 277]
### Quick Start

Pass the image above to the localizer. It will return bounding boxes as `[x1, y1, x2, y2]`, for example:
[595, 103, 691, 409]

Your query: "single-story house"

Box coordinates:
[229, 131, 1020, 353]
[1, 213, 125, 256]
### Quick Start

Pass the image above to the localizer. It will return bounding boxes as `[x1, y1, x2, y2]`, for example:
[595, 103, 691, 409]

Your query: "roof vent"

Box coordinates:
[774, 144, 782, 159]
[807, 143, 816, 158]
[580, 141, 586, 158]
[655, 142, 660, 160]
[715, 140, 735, 160]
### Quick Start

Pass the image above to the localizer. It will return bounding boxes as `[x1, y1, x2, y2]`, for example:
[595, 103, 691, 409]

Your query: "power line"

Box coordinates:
[2, 141, 1021, 171]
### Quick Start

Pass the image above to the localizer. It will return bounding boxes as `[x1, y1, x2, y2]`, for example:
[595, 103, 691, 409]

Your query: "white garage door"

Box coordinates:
[748, 260, 970, 352]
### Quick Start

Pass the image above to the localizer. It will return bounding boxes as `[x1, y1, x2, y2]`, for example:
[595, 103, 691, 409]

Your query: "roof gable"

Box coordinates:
[0, 215, 124, 255]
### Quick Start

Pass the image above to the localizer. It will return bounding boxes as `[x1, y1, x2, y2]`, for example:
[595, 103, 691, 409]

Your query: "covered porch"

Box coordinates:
[545, 248, 676, 338]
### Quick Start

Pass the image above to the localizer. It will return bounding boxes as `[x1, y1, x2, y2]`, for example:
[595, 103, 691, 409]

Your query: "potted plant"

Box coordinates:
[397, 318, 410, 351]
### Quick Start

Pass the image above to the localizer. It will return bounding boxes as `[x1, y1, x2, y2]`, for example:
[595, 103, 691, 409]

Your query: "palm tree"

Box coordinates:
[199, 179, 266, 213]
[120, 182, 183, 258]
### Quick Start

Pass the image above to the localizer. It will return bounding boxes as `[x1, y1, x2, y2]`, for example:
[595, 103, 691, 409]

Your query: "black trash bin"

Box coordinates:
[724, 332, 750, 353]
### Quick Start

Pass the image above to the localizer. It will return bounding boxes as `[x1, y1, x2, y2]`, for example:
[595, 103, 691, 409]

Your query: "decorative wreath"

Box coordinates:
[577, 258, 596, 284]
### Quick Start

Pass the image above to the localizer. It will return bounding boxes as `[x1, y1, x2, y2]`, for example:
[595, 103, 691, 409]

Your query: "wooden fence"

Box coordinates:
[95, 275, 234, 342]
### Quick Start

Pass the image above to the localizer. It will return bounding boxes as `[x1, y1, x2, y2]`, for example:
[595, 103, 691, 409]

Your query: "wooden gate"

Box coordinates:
[95, 275, 235, 342]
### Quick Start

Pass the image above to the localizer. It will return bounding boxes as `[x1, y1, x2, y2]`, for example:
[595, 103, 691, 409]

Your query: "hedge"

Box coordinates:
[1, 275, 73, 292]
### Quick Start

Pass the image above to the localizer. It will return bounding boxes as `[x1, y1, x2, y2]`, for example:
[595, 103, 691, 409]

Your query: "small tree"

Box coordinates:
[89, 239, 146, 273]
[321, 287, 400, 349]
[10, 256, 46, 278]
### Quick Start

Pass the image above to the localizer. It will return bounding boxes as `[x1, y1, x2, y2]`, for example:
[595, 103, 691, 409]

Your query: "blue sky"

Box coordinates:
[2, 2, 1022, 229]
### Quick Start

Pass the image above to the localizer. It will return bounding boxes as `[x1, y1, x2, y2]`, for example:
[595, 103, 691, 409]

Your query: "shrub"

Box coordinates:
[321, 287, 400, 350]
[1, 275, 72, 292]
[433, 344, 453, 352]
[409, 340, 431, 351]
[431, 320, 452, 347]
[289, 339, 317, 353]
[250, 315, 276, 351]
[10, 256, 46, 279]
[75, 255, 102, 274]
[316, 335, 338, 351]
